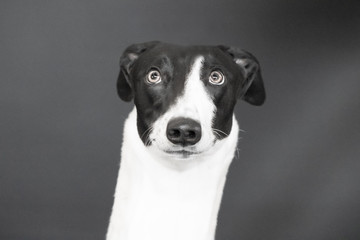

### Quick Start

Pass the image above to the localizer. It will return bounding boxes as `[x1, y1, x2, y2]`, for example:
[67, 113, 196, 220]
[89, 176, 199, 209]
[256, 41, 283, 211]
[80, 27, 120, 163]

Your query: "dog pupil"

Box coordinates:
[213, 73, 219, 80]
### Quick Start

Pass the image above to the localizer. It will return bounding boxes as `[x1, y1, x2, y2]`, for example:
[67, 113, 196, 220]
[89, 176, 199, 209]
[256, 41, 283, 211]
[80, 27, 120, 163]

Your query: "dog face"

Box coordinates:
[117, 42, 265, 159]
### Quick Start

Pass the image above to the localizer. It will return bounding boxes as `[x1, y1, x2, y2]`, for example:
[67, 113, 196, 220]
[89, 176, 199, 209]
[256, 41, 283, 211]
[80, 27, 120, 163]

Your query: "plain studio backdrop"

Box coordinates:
[1, 1, 360, 239]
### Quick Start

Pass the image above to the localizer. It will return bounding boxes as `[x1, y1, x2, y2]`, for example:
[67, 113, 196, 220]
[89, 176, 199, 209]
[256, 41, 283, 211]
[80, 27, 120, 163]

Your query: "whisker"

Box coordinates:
[145, 139, 152, 146]
[212, 128, 229, 137]
[235, 147, 241, 160]
[213, 131, 222, 139]
[140, 126, 153, 141]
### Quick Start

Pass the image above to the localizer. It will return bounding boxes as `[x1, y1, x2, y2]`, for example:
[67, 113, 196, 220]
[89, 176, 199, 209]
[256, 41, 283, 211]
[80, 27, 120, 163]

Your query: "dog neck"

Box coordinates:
[107, 108, 239, 240]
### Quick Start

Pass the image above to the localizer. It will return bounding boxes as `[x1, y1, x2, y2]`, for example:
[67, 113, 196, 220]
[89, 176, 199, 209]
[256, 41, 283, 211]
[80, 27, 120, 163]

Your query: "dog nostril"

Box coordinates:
[169, 129, 181, 138]
[185, 130, 196, 139]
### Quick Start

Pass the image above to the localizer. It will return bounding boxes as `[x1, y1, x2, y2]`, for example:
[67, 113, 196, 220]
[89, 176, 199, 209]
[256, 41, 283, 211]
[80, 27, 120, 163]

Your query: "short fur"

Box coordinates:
[107, 42, 265, 240]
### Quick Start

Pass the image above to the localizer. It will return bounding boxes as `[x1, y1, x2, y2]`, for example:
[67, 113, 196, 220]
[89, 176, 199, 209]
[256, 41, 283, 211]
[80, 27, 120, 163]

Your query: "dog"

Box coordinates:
[106, 41, 265, 240]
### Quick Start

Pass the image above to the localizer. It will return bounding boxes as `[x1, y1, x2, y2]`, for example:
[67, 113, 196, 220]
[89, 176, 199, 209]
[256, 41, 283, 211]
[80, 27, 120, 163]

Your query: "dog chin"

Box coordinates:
[160, 144, 216, 160]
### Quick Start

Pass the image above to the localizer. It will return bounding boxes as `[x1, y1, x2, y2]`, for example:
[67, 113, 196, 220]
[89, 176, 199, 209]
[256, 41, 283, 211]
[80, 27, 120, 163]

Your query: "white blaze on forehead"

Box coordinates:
[179, 56, 215, 119]
[149, 56, 217, 154]
[188, 56, 204, 81]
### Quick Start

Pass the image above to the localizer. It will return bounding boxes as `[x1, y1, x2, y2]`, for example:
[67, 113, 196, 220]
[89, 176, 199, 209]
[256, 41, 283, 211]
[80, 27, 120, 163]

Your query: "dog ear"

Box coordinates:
[117, 41, 160, 101]
[218, 45, 266, 106]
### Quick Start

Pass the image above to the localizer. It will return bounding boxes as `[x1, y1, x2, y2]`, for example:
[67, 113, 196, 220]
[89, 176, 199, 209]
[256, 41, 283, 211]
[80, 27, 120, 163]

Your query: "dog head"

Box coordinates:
[117, 41, 265, 159]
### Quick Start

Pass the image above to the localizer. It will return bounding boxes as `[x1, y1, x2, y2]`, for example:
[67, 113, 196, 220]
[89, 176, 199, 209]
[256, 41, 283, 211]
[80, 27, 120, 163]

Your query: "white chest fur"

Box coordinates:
[106, 109, 239, 240]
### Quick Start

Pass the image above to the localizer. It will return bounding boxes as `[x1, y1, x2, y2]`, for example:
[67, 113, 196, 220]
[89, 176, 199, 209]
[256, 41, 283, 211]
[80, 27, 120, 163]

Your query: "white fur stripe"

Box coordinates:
[148, 56, 216, 156]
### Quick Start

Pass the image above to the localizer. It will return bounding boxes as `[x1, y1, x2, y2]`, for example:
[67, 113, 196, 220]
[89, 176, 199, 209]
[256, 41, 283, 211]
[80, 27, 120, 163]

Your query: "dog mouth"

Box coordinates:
[164, 149, 201, 158]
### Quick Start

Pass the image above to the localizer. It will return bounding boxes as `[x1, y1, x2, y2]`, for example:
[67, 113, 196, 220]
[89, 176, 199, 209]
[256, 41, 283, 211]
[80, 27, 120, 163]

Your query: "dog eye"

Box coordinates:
[146, 70, 162, 84]
[209, 71, 225, 85]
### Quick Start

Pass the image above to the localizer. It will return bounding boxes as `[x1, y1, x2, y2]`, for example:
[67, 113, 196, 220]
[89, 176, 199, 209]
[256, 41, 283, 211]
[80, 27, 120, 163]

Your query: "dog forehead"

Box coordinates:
[138, 43, 231, 67]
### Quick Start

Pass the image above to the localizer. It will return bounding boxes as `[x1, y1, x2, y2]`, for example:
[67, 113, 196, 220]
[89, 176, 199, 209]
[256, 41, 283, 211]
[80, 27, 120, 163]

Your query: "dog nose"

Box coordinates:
[166, 118, 202, 146]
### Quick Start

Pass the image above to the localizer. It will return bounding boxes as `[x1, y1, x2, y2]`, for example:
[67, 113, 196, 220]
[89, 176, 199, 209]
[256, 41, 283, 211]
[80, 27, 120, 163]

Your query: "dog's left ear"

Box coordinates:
[117, 41, 160, 101]
[218, 45, 266, 106]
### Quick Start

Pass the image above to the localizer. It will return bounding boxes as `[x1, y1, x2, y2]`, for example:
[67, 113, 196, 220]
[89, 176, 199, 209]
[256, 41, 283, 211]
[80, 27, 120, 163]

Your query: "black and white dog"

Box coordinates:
[107, 41, 265, 240]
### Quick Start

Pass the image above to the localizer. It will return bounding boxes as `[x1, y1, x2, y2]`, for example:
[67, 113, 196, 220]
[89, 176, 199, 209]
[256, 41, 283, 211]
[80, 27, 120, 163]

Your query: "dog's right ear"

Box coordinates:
[117, 41, 160, 101]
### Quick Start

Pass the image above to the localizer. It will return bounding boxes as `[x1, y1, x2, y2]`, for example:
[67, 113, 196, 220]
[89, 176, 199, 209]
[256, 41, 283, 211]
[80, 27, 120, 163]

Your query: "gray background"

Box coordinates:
[1, 0, 360, 239]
